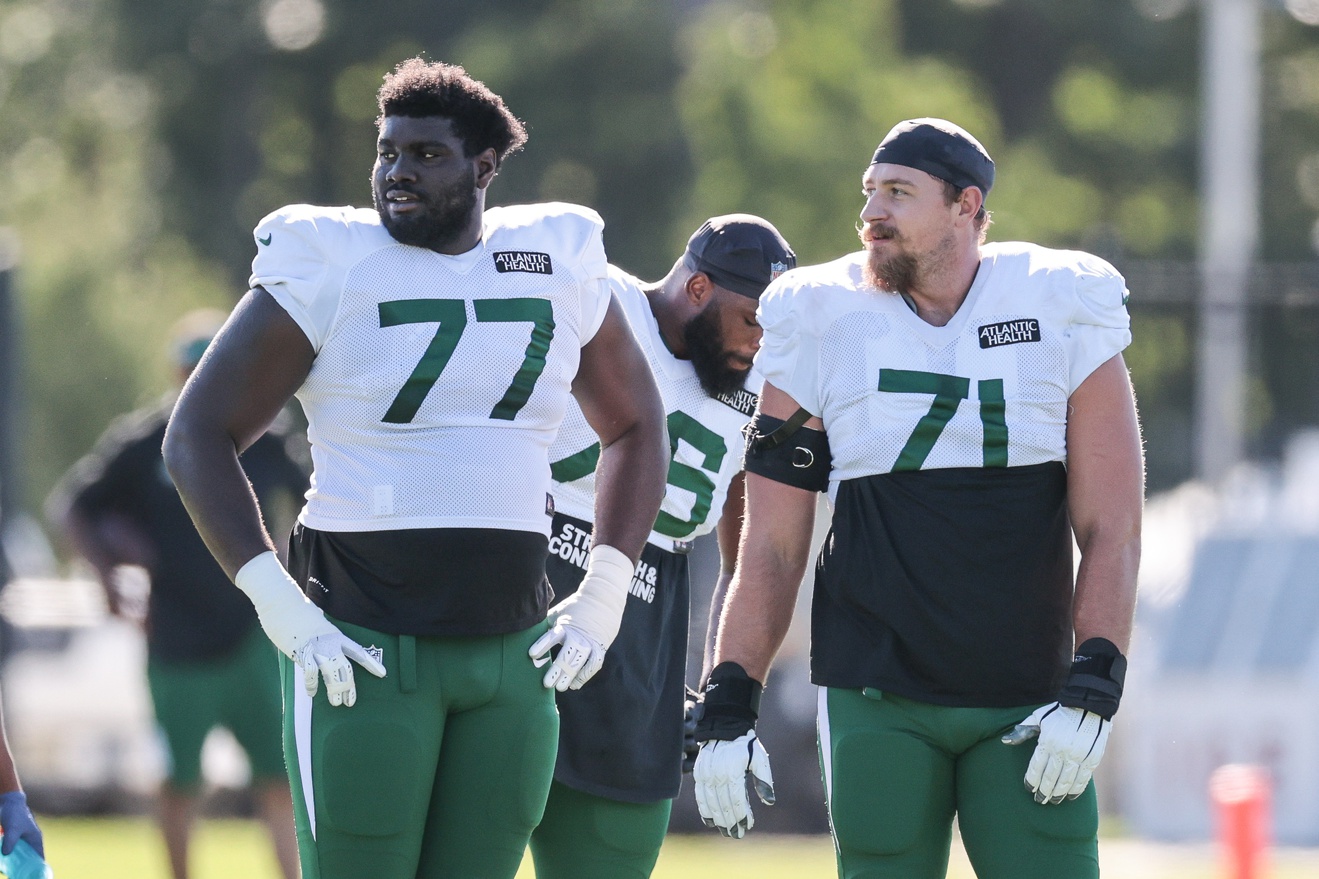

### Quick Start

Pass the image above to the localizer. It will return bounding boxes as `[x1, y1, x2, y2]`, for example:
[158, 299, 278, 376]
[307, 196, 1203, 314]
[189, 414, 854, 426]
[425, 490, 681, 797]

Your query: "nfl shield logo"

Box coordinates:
[769, 261, 788, 280]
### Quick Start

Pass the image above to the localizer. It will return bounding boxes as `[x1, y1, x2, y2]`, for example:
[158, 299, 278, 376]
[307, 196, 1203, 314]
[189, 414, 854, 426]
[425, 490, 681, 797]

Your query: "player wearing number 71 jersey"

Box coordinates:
[693, 119, 1144, 879]
[164, 59, 667, 879]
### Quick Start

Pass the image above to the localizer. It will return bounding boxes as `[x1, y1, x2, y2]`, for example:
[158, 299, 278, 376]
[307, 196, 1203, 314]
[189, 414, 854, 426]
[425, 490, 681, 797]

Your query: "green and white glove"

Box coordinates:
[529, 544, 633, 691]
[235, 551, 386, 707]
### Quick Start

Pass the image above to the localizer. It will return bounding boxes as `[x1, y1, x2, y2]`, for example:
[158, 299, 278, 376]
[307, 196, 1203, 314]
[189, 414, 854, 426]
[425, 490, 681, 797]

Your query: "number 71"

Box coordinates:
[878, 368, 1007, 470]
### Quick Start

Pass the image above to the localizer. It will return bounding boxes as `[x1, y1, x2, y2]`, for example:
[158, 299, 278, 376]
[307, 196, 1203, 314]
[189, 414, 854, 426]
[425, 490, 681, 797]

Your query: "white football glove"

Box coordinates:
[693, 731, 776, 838]
[1002, 702, 1110, 804]
[235, 551, 386, 707]
[529, 544, 633, 691]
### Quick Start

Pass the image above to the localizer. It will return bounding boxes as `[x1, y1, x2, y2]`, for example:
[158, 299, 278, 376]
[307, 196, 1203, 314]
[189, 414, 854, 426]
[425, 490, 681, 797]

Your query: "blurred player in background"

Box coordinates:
[531, 215, 795, 879]
[692, 119, 1143, 879]
[162, 58, 668, 879]
[48, 308, 306, 879]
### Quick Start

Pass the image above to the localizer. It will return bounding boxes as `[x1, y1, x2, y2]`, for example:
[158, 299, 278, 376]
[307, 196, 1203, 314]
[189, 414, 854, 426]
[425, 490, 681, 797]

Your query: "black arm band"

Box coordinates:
[694, 662, 764, 742]
[743, 410, 832, 493]
[1057, 637, 1127, 720]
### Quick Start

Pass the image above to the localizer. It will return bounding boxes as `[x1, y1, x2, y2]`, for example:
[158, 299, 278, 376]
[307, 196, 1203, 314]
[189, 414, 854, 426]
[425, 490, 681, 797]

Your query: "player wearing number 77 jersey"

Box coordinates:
[693, 119, 1144, 879]
[163, 58, 668, 879]
[530, 215, 795, 879]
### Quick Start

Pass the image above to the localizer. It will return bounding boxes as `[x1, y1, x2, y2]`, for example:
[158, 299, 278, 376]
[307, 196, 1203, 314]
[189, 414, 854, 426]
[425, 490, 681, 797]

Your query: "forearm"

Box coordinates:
[163, 417, 276, 580]
[589, 420, 668, 561]
[1073, 527, 1141, 653]
[714, 573, 800, 685]
[701, 571, 734, 685]
[1065, 353, 1144, 656]
[0, 729, 20, 794]
[713, 476, 816, 683]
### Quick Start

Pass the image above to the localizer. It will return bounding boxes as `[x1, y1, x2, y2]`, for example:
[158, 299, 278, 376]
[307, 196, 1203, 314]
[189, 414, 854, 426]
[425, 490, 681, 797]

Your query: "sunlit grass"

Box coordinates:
[34, 815, 1319, 879]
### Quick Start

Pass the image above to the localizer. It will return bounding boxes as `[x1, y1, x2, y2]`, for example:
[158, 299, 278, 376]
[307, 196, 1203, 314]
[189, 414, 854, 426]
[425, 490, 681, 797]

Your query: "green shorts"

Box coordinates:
[146, 626, 286, 789]
[283, 618, 559, 879]
[529, 780, 671, 879]
[819, 687, 1099, 879]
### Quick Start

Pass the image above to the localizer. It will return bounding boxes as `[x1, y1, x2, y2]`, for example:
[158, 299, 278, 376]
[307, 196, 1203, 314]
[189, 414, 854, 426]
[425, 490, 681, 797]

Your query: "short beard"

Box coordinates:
[861, 225, 958, 296]
[864, 249, 919, 295]
[374, 165, 479, 251]
[683, 300, 750, 398]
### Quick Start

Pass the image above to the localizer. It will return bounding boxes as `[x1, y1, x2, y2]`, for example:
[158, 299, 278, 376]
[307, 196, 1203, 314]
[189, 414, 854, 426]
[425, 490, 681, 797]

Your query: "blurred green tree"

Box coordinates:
[0, 0, 232, 518]
[107, 0, 690, 283]
[3, 0, 1317, 518]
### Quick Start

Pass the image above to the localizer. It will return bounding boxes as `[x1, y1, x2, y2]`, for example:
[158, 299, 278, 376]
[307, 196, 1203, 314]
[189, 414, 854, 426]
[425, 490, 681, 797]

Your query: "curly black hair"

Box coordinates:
[376, 57, 528, 164]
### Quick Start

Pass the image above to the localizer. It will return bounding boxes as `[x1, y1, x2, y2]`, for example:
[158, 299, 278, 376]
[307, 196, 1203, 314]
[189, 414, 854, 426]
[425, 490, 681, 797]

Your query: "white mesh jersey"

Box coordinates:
[755, 241, 1131, 494]
[250, 201, 611, 534]
[548, 266, 761, 550]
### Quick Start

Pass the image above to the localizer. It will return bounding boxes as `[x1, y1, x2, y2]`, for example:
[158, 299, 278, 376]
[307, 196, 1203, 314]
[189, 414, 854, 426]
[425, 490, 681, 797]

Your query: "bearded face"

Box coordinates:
[683, 297, 753, 398]
[862, 221, 920, 294]
[860, 220, 958, 296]
[374, 163, 479, 251]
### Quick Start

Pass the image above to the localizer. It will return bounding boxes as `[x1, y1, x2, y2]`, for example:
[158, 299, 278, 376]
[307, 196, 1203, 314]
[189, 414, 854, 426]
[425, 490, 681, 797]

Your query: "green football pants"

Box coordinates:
[147, 626, 285, 788]
[819, 687, 1099, 879]
[529, 780, 671, 879]
[282, 618, 559, 879]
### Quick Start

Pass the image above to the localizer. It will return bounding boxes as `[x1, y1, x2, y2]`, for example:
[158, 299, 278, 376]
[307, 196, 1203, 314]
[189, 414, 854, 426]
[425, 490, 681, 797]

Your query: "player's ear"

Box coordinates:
[474, 148, 499, 189]
[956, 186, 984, 224]
[685, 270, 715, 308]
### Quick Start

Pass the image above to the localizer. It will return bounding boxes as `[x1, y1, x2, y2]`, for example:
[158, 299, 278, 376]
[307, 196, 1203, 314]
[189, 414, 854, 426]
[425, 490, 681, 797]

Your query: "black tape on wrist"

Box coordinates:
[743, 410, 831, 493]
[1058, 637, 1127, 720]
[694, 662, 764, 742]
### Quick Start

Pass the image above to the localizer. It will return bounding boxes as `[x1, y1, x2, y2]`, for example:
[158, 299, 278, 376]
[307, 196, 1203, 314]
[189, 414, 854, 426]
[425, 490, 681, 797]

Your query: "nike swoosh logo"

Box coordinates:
[532, 655, 551, 668]
[258, 234, 272, 245]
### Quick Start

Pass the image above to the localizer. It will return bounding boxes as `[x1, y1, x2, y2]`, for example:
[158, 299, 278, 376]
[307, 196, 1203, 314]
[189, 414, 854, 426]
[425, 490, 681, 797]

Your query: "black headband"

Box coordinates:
[870, 118, 995, 197]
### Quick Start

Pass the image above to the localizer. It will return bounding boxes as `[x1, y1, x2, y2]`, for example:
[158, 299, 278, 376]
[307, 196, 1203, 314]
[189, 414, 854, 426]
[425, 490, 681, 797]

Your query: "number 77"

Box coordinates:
[379, 297, 555, 424]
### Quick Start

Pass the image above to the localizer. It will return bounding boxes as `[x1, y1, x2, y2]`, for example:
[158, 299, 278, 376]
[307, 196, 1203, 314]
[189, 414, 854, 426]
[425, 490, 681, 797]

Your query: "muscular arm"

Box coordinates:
[163, 289, 313, 579]
[1066, 353, 1144, 653]
[712, 382, 821, 684]
[700, 472, 745, 685]
[572, 295, 669, 562]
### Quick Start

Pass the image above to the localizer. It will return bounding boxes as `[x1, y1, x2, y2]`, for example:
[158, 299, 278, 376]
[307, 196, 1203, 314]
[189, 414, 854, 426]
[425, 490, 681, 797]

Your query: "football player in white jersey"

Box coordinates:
[691, 119, 1144, 879]
[530, 216, 795, 879]
[163, 58, 668, 879]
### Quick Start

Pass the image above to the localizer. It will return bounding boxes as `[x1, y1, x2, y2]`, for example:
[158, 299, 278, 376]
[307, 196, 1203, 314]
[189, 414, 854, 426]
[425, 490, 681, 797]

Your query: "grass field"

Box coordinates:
[31, 815, 1319, 878]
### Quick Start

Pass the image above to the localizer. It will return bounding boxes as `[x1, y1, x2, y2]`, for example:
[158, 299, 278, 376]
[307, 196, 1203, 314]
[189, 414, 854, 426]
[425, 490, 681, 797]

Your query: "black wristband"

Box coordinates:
[694, 662, 763, 742]
[1057, 637, 1127, 720]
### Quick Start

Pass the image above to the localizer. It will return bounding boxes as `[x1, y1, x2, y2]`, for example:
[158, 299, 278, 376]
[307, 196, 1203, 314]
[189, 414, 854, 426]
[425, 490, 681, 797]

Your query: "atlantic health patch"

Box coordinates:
[716, 387, 759, 417]
[493, 251, 554, 274]
[978, 318, 1041, 349]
